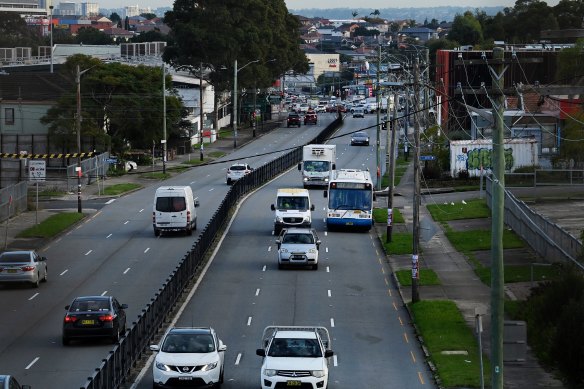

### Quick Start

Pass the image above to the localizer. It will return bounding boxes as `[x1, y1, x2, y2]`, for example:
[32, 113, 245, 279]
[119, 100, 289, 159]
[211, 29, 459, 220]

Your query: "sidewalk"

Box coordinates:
[376, 161, 564, 388]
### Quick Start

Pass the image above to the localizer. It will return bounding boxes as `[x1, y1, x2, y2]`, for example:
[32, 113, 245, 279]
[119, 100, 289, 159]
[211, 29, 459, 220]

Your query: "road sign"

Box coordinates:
[420, 155, 436, 161]
[28, 160, 46, 182]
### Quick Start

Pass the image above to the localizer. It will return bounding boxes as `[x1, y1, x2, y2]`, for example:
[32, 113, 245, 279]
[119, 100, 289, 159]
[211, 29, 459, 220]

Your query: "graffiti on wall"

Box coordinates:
[456, 147, 515, 171]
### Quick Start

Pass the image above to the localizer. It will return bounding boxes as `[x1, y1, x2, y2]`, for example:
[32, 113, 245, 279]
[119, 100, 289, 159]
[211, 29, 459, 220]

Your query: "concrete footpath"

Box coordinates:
[375, 161, 565, 388]
[2, 114, 566, 388]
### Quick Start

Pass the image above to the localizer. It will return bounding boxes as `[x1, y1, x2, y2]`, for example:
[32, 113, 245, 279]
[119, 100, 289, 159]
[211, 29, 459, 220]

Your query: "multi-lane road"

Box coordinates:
[0, 113, 434, 388]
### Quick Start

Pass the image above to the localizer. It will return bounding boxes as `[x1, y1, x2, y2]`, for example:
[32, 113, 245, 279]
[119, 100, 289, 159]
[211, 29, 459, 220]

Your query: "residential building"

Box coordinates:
[58, 1, 77, 16]
[0, 0, 45, 16]
[80, 2, 98, 16]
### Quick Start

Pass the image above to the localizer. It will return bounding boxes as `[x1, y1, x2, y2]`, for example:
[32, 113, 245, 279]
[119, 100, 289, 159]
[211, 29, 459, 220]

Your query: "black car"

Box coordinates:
[287, 113, 302, 127]
[0, 375, 31, 389]
[62, 295, 128, 345]
[350, 131, 370, 146]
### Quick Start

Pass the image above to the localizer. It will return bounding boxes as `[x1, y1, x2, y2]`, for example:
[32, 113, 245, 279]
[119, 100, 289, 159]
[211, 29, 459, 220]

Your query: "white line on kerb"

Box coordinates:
[123, 268, 131, 275]
[85, 250, 92, 256]
[101, 290, 107, 296]
[144, 248, 150, 253]
[247, 317, 252, 326]
[29, 293, 39, 301]
[25, 357, 39, 370]
[330, 318, 335, 328]
[105, 199, 115, 205]
[59, 269, 68, 276]
[255, 289, 260, 296]
[235, 353, 242, 365]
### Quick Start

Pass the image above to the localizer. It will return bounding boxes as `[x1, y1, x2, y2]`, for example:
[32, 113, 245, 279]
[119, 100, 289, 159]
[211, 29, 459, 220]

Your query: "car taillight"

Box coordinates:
[99, 314, 114, 322]
[64, 315, 78, 323]
[21, 266, 35, 272]
[186, 211, 191, 223]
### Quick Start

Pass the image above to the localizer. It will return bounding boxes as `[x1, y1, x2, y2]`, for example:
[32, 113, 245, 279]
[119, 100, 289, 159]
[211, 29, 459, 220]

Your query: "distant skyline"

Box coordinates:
[96, 0, 561, 11]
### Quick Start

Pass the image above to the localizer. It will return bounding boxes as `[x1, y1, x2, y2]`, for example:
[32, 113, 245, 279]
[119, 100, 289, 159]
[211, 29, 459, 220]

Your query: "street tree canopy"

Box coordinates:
[163, 0, 309, 92]
[41, 55, 188, 155]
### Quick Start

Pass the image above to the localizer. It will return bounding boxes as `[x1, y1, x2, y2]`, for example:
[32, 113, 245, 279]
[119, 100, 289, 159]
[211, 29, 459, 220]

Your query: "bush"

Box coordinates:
[422, 162, 442, 179]
[457, 169, 470, 180]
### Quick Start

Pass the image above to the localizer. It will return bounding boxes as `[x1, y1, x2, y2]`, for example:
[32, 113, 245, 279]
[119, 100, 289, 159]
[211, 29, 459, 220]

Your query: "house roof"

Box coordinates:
[0, 72, 74, 101]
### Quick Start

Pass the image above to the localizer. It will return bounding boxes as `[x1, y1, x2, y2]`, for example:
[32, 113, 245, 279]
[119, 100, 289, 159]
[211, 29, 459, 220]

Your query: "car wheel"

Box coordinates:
[62, 336, 70, 346]
[32, 273, 40, 288]
[227, 178, 232, 185]
[112, 327, 120, 344]
[313, 263, 318, 270]
[278, 263, 283, 270]
[154, 229, 160, 237]
[193, 219, 197, 231]
[186, 227, 193, 236]
[42, 267, 48, 282]
[220, 367, 224, 384]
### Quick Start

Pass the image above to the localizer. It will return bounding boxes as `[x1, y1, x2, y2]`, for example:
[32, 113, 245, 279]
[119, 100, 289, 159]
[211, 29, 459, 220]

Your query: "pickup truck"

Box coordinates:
[256, 326, 333, 389]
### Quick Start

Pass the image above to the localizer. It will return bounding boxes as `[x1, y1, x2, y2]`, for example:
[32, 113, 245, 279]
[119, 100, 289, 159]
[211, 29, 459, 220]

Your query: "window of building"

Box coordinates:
[4, 108, 14, 125]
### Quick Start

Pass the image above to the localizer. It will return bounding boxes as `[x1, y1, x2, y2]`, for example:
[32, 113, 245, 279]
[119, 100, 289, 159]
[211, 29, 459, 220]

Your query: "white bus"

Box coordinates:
[324, 169, 374, 230]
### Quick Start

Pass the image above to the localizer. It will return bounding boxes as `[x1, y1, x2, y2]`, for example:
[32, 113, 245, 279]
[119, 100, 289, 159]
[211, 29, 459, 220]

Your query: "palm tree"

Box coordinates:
[370, 9, 380, 17]
[352, 11, 358, 18]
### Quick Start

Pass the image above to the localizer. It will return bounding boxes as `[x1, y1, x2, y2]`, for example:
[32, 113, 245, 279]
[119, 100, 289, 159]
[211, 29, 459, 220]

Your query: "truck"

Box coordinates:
[256, 326, 334, 389]
[297, 144, 336, 188]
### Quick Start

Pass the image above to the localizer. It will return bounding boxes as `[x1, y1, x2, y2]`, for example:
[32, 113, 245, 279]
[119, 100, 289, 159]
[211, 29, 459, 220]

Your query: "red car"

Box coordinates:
[304, 112, 318, 125]
[287, 113, 302, 127]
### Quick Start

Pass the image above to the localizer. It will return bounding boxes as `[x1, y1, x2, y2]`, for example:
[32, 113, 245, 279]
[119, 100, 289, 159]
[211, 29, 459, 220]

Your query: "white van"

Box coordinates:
[270, 188, 314, 234]
[152, 186, 199, 236]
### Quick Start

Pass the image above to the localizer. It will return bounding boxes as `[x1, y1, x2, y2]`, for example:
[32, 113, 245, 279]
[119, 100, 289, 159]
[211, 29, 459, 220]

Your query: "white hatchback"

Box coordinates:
[151, 327, 226, 389]
[226, 163, 253, 185]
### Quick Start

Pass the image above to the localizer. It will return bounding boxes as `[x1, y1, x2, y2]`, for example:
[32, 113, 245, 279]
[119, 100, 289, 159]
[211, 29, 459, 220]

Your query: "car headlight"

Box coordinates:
[263, 369, 277, 377]
[276, 216, 283, 222]
[303, 216, 310, 222]
[324, 178, 329, 182]
[155, 361, 171, 371]
[303, 177, 308, 182]
[201, 361, 218, 371]
[311, 370, 325, 378]
[308, 248, 317, 253]
[280, 248, 288, 253]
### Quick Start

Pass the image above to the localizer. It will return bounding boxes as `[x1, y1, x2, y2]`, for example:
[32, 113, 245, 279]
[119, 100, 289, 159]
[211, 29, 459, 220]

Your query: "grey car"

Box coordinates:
[0, 375, 31, 389]
[276, 228, 321, 270]
[0, 250, 47, 288]
[350, 131, 370, 146]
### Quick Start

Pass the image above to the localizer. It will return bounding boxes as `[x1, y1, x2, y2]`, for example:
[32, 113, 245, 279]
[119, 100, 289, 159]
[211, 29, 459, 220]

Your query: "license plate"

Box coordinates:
[178, 377, 193, 381]
[346, 222, 353, 225]
[286, 380, 301, 386]
[81, 320, 95, 325]
[7, 269, 17, 273]
[354, 210, 361, 214]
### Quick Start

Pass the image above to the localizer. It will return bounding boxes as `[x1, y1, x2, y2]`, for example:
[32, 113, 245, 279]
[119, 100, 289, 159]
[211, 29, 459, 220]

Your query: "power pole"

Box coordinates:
[376, 45, 381, 190]
[386, 92, 398, 243]
[490, 46, 506, 389]
[411, 57, 421, 303]
[161, 63, 167, 174]
[75, 65, 83, 213]
[200, 62, 204, 161]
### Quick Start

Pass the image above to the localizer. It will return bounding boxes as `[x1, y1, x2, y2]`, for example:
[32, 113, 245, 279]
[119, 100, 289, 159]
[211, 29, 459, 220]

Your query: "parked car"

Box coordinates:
[287, 112, 302, 127]
[150, 327, 226, 389]
[304, 112, 318, 125]
[226, 163, 253, 185]
[62, 295, 128, 345]
[0, 250, 47, 288]
[275, 228, 321, 270]
[0, 375, 31, 389]
[350, 131, 370, 146]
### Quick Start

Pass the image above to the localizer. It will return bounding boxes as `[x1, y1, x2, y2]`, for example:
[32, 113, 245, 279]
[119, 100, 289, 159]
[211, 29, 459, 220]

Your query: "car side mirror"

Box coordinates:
[323, 191, 327, 198]
[331, 163, 336, 170]
[65, 305, 70, 310]
[41, 256, 48, 261]
[194, 198, 200, 207]
[218, 343, 227, 352]
[310, 204, 315, 211]
[270, 204, 275, 211]
[275, 240, 281, 249]
[325, 350, 334, 358]
[150, 345, 160, 352]
[297, 163, 301, 171]
[256, 348, 266, 357]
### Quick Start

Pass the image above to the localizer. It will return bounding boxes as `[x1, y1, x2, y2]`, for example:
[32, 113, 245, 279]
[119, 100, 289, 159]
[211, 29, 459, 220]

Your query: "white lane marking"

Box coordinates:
[325, 247, 329, 253]
[255, 288, 260, 296]
[324, 231, 328, 237]
[209, 188, 214, 192]
[105, 199, 116, 205]
[25, 357, 39, 369]
[29, 293, 39, 301]
[101, 290, 108, 296]
[262, 265, 267, 272]
[235, 353, 242, 365]
[106, 234, 112, 239]
[206, 174, 210, 177]
[326, 266, 330, 273]
[139, 208, 144, 213]
[333, 355, 338, 367]
[267, 246, 272, 252]
[124, 221, 129, 225]
[60, 269, 68, 276]
[330, 318, 335, 328]
[247, 317, 252, 326]
[144, 247, 150, 253]
[123, 267, 131, 275]
[85, 250, 92, 256]
[190, 181, 196, 185]
[322, 207, 326, 211]
[327, 290, 331, 298]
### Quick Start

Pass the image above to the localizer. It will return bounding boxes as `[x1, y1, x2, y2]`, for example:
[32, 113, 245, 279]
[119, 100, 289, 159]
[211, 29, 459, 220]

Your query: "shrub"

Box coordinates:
[457, 169, 470, 180]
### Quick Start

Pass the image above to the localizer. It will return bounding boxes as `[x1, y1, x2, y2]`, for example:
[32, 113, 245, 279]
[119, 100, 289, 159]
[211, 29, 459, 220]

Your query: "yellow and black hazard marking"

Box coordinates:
[0, 152, 95, 159]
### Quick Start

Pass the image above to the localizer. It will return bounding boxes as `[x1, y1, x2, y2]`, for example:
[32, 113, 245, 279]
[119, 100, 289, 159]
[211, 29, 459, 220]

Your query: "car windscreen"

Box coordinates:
[0, 252, 30, 263]
[268, 338, 322, 357]
[156, 196, 186, 212]
[277, 196, 309, 210]
[304, 161, 330, 173]
[230, 165, 246, 171]
[162, 334, 215, 353]
[283, 233, 314, 244]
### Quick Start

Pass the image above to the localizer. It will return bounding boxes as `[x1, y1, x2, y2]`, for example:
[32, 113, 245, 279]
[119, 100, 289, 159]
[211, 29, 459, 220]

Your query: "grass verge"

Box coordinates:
[373, 208, 405, 224]
[411, 300, 491, 388]
[426, 198, 490, 221]
[102, 183, 142, 195]
[395, 269, 440, 286]
[381, 232, 413, 255]
[475, 263, 561, 285]
[445, 228, 525, 252]
[17, 212, 86, 238]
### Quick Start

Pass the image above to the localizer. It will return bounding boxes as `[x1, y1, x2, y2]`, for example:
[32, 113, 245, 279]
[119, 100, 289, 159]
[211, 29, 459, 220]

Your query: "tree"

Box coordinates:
[448, 11, 483, 46]
[553, 0, 584, 29]
[41, 55, 186, 155]
[109, 12, 121, 26]
[140, 13, 157, 20]
[0, 11, 42, 48]
[556, 38, 584, 85]
[131, 30, 170, 43]
[353, 26, 380, 37]
[75, 27, 113, 45]
[352, 11, 358, 18]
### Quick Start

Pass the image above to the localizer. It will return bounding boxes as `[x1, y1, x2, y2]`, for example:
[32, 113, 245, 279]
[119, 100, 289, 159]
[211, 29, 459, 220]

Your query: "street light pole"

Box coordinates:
[161, 63, 167, 174]
[75, 65, 84, 213]
[199, 61, 204, 161]
[233, 59, 238, 149]
[49, 5, 53, 73]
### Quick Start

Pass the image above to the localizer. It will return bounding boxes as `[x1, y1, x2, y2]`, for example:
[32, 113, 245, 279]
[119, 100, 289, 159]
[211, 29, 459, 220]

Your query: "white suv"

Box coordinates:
[226, 163, 253, 185]
[150, 327, 226, 389]
[276, 228, 321, 270]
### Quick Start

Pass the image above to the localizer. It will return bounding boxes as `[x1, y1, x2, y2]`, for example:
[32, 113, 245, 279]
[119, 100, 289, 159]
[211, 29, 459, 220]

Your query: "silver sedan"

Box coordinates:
[0, 250, 47, 288]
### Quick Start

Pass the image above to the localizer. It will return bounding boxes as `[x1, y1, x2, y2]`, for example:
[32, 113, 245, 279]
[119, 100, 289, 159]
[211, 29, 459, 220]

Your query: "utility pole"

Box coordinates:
[490, 46, 506, 389]
[199, 62, 204, 161]
[75, 65, 83, 213]
[386, 92, 398, 243]
[233, 59, 238, 149]
[411, 57, 421, 303]
[49, 4, 53, 74]
[161, 63, 167, 174]
[376, 45, 381, 190]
